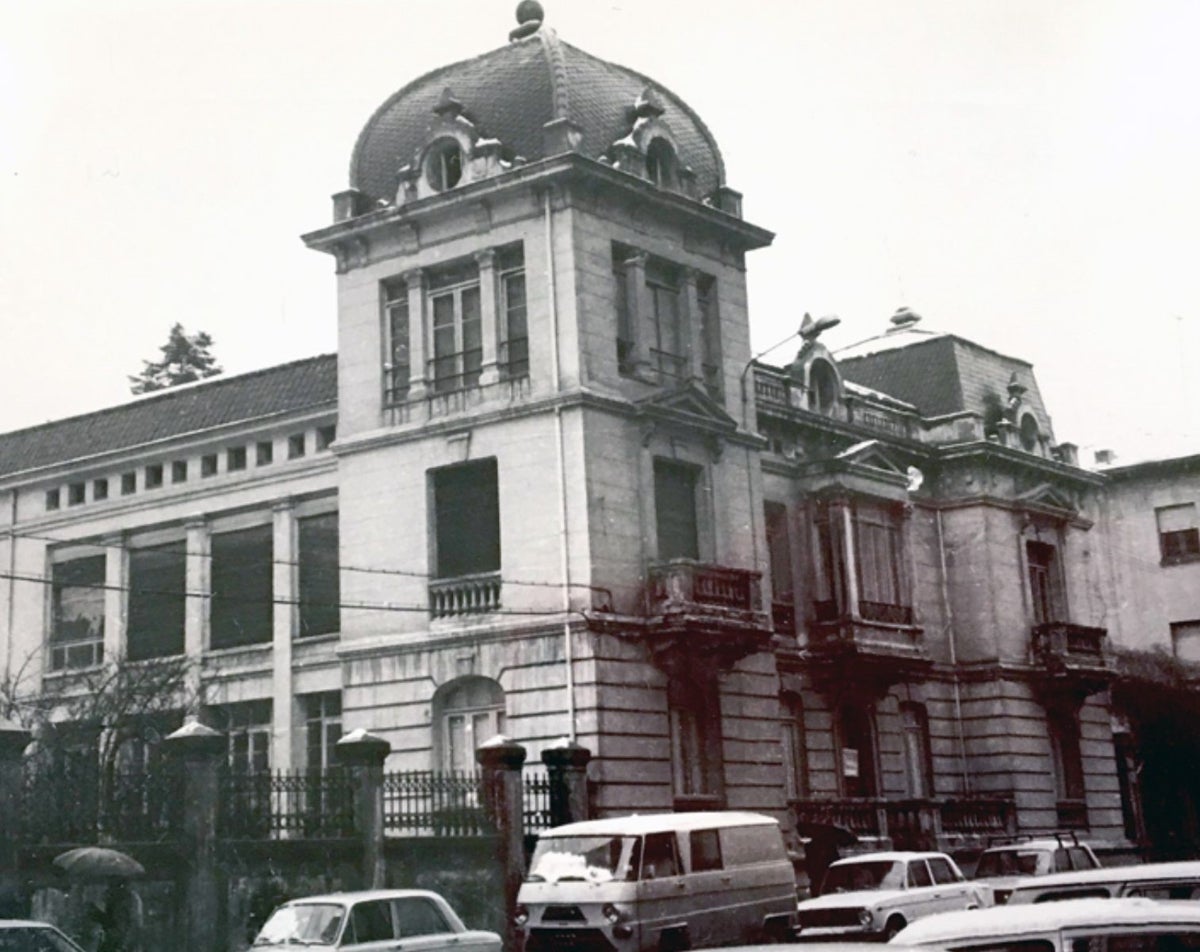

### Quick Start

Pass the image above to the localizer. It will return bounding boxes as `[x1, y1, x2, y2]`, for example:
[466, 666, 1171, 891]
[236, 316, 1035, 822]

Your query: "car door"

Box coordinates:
[927, 856, 974, 911]
[638, 832, 689, 948]
[905, 858, 941, 917]
[391, 896, 470, 952]
[343, 899, 397, 951]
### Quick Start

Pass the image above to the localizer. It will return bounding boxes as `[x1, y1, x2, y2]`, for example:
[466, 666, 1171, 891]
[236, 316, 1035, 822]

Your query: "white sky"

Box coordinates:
[1, 0, 1198, 464]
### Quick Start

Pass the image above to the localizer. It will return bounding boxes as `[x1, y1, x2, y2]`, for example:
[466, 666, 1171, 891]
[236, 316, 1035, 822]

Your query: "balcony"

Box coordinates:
[429, 572, 501, 619]
[790, 796, 1016, 850]
[1031, 622, 1110, 696]
[641, 560, 772, 672]
[806, 601, 929, 691]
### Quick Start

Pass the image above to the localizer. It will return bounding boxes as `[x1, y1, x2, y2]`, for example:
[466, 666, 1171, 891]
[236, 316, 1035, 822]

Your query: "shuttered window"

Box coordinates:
[654, 460, 699, 560]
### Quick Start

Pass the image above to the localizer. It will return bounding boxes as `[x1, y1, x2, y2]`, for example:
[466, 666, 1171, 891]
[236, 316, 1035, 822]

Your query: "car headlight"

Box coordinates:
[513, 904, 529, 927]
[858, 908, 874, 928]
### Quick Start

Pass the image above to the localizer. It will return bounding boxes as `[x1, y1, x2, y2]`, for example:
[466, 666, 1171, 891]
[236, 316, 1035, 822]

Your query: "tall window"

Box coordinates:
[1048, 706, 1086, 826]
[669, 675, 724, 802]
[1172, 620, 1200, 663]
[614, 256, 635, 374]
[765, 501, 794, 633]
[432, 459, 500, 579]
[212, 699, 272, 772]
[647, 260, 684, 381]
[1026, 539, 1065, 626]
[900, 702, 934, 799]
[654, 459, 700, 560]
[435, 677, 505, 772]
[298, 512, 340, 638]
[781, 696, 809, 800]
[210, 525, 274, 649]
[498, 244, 528, 379]
[127, 541, 186, 661]
[49, 554, 105, 670]
[304, 692, 342, 769]
[429, 261, 481, 393]
[854, 502, 905, 612]
[697, 275, 722, 399]
[1157, 503, 1200, 563]
[383, 278, 410, 402]
[837, 702, 878, 798]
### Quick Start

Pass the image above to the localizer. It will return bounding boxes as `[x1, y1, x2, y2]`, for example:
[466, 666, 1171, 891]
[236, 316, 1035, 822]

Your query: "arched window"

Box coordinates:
[645, 138, 677, 189]
[808, 359, 839, 413]
[426, 139, 463, 192]
[1020, 413, 1040, 452]
[837, 701, 878, 798]
[433, 676, 505, 772]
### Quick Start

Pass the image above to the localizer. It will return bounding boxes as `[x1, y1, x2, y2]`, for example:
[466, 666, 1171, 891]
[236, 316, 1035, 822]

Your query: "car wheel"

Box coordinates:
[883, 916, 907, 941]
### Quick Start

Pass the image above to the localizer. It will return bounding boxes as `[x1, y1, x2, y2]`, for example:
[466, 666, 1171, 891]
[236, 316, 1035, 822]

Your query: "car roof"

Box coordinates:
[283, 889, 446, 906]
[1009, 860, 1200, 892]
[892, 897, 1200, 945]
[982, 840, 1093, 852]
[832, 851, 950, 865]
[537, 811, 779, 837]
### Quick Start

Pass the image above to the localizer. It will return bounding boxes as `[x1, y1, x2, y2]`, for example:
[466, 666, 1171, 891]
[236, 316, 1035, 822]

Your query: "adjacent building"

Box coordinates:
[0, 4, 1194, 860]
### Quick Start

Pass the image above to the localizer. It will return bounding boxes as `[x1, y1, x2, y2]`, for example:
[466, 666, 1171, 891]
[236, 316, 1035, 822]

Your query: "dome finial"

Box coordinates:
[510, 1, 544, 40]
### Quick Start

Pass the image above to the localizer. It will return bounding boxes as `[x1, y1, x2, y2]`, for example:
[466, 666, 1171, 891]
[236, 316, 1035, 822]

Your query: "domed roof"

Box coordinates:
[350, 20, 726, 205]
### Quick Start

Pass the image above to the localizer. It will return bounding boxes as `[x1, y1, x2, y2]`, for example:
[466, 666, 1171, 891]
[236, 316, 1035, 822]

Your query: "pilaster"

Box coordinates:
[476, 248, 500, 386]
[272, 500, 297, 769]
[102, 533, 125, 664]
[404, 269, 427, 401]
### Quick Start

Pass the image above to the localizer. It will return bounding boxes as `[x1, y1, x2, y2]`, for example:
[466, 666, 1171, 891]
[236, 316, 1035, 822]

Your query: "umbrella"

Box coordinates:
[53, 847, 145, 882]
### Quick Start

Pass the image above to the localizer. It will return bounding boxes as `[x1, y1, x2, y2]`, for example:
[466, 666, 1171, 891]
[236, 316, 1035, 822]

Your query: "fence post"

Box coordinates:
[541, 739, 591, 827]
[0, 719, 31, 916]
[477, 736, 526, 952]
[163, 718, 225, 952]
[335, 728, 391, 890]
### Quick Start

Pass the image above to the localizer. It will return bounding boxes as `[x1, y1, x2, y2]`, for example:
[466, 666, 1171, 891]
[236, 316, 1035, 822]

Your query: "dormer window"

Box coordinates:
[646, 138, 677, 189]
[1020, 413, 1040, 452]
[808, 359, 839, 412]
[427, 140, 463, 191]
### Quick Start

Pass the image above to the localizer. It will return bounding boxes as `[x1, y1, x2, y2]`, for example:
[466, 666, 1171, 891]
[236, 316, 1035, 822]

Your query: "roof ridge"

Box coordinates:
[0, 353, 336, 442]
[535, 28, 571, 119]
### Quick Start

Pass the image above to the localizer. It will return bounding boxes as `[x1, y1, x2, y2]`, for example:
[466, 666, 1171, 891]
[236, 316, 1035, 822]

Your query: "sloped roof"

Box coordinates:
[351, 27, 725, 203]
[0, 355, 337, 480]
[836, 334, 965, 416]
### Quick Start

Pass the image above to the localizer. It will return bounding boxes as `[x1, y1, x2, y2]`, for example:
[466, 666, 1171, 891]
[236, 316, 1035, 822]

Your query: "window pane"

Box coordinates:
[299, 513, 340, 637]
[210, 525, 273, 649]
[51, 556, 106, 664]
[461, 286, 482, 386]
[433, 459, 500, 578]
[393, 898, 450, 938]
[654, 460, 699, 560]
[127, 542, 186, 660]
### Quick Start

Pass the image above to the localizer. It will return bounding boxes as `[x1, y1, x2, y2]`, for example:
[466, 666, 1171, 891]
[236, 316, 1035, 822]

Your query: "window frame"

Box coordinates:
[126, 539, 187, 661]
[430, 458, 500, 581]
[297, 511, 340, 639]
[498, 247, 528, 380]
[383, 277, 411, 403]
[209, 522, 274, 650]
[1156, 503, 1200, 565]
[653, 458, 701, 562]
[48, 552, 107, 671]
[428, 263, 482, 394]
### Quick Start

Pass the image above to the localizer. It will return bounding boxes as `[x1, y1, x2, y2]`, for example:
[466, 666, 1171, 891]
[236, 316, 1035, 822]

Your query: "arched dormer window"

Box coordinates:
[646, 138, 677, 189]
[426, 139, 464, 192]
[808, 358, 839, 413]
[1019, 413, 1040, 453]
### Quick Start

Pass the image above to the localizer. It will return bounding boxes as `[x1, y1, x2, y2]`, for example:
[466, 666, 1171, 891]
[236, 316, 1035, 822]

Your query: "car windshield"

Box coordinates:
[254, 903, 344, 946]
[976, 850, 1044, 878]
[527, 835, 639, 884]
[822, 860, 906, 893]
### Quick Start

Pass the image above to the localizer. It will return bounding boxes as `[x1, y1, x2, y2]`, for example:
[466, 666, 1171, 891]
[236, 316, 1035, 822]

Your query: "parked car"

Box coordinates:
[0, 919, 86, 951]
[517, 811, 797, 952]
[795, 851, 986, 941]
[1005, 860, 1200, 905]
[972, 834, 1101, 904]
[249, 888, 501, 951]
[889, 896, 1200, 952]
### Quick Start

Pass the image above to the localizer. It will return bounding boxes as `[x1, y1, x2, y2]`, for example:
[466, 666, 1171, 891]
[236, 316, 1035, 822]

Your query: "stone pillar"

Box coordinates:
[404, 269, 427, 400]
[477, 736, 526, 952]
[102, 533, 125, 665]
[0, 720, 31, 917]
[476, 248, 500, 386]
[541, 740, 591, 828]
[271, 501, 296, 770]
[335, 729, 390, 890]
[163, 719, 225, 952]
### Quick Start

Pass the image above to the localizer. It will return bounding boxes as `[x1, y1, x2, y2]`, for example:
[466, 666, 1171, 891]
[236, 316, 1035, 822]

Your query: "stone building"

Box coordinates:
[0, 3, 1182, 859]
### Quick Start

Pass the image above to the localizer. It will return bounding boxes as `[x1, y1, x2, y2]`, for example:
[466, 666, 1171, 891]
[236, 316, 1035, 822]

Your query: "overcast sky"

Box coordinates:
[2, 0, 1197, 464]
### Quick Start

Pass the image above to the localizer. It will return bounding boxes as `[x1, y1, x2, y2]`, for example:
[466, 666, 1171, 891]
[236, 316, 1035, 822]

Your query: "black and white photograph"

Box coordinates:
[1, 1, 1199, 950]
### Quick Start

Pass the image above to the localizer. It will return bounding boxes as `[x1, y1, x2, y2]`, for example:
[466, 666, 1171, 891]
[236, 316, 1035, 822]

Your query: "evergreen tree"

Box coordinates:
[128, 323, 223, 394]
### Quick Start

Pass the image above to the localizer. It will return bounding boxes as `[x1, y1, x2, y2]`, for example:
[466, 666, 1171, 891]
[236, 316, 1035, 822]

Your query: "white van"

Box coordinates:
[516, 811, 797, 952]
[1005, 860, 1200, 905]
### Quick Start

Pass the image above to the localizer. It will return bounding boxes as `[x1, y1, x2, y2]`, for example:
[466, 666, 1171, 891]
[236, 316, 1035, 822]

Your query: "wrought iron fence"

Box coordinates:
[219, 768, 357, 839]
[523, 767, 552, 831]
[383, 770, 490, 836]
